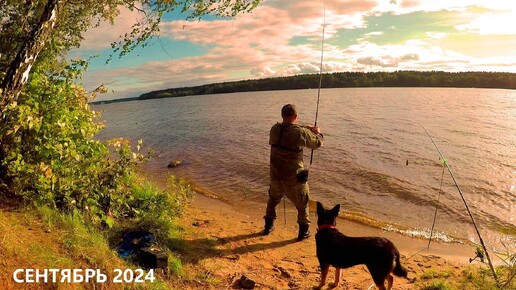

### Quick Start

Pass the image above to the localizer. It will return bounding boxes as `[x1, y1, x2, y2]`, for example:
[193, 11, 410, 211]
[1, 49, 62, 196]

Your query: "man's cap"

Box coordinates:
[281, 104, 297, 117]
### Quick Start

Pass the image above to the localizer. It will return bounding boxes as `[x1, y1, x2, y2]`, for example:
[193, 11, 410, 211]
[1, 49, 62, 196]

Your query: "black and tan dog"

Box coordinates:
[315, 202, 408, 290]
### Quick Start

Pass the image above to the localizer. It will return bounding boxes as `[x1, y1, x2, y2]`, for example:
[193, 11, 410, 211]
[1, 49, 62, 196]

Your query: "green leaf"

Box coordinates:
[105, 217, 114, 228]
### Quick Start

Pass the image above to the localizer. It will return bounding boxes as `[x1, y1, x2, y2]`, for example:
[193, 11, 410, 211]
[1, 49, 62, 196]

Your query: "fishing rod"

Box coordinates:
[420, 123, 499, 286]
[282, 1, 327, 226]
[309, 0, 326, 166]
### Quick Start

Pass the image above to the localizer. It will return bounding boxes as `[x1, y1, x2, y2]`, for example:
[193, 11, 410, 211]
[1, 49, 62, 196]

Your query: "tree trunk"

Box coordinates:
[0, 0, 59, 112]
[0, 0, 59, 193]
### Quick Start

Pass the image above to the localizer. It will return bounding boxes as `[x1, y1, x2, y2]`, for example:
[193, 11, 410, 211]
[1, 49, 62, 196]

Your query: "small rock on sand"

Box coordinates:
[239, 275, 256, 289]
[167, 160, 183, 168]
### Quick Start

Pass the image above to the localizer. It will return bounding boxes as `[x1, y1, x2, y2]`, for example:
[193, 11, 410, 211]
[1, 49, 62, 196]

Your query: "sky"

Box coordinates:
[72, 0, 516, 101]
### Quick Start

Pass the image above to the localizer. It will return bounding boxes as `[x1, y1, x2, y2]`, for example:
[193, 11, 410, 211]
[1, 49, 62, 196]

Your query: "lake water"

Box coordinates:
[94, 88, 515, 250]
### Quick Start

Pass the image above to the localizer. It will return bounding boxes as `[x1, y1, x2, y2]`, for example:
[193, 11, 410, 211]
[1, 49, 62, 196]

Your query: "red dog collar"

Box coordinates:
[317, 224, 336, 231]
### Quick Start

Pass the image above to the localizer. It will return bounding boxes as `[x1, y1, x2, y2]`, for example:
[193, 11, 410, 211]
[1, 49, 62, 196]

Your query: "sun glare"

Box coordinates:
[461, 10, 516, 35]
[451, 2, 516, 35]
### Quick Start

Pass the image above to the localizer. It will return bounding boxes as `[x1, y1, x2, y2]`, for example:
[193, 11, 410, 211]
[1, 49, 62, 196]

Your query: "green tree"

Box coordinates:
[0, 0, 262, 218]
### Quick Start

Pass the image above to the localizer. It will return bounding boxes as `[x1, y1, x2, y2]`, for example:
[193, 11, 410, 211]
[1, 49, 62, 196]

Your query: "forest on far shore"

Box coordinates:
[132, 70, 516, 102]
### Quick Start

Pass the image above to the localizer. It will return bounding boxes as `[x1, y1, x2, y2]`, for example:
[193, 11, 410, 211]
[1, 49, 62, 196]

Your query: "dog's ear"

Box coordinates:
[330, 204, 340, 216]
[316, 201, 325, 216]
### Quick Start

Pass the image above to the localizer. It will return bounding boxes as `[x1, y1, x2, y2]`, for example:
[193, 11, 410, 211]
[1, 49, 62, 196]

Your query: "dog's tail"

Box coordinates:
[393, 254, 408, 277]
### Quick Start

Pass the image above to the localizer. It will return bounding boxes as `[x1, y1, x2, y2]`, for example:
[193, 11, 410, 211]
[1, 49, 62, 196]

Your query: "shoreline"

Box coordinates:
[191, 191, 476, 264]
[174, 191, 495, 289]
[141, 168, 484, 265]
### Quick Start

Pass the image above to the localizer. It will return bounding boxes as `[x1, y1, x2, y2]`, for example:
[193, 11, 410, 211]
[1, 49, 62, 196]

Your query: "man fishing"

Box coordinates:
[263, 104, 324, 241]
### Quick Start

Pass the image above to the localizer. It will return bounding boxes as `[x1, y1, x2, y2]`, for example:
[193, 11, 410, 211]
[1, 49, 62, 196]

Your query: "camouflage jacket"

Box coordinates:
[269, 123, 323, 179]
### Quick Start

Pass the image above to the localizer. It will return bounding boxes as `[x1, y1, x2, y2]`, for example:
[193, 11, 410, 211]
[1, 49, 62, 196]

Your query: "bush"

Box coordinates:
[1, 60, 194, 283]
[496, 249, 516, 289]
[0, 62, 150, 227]
[111, 175, 193, 236]
[105, 174, 193, 278]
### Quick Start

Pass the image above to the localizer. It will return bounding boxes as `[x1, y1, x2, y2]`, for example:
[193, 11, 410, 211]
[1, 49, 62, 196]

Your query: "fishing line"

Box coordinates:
[419, 123, 499, 285]
[427, 164, 445, 250]
[157, 37, 174, 59]
[283, 197, 287, 225]
[406, 247, 429, 261]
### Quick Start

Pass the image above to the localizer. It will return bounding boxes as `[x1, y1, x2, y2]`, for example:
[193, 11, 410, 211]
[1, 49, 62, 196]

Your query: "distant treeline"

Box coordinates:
[139, 70, 516, 100]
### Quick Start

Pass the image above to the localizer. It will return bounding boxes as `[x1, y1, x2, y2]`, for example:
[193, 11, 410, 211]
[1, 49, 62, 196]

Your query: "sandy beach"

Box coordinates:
[171, 192, 481, 289]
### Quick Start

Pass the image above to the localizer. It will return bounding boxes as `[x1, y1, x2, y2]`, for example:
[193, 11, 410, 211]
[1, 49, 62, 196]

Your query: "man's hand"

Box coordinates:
[306, 125, 321, 135]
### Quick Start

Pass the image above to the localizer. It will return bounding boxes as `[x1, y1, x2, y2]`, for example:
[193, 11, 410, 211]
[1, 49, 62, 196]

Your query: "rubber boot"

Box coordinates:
[297, 223, 311, 241]
[263, 217, 275, 235]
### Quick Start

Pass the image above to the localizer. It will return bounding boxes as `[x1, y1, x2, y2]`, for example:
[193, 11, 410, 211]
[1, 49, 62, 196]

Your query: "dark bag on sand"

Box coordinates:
[297, 169, 309, 184]
[116, 231, 154, 258]
[140, 247, 168, 269]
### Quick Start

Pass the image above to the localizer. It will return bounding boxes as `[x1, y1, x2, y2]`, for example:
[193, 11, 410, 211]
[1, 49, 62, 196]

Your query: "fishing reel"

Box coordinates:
[469, 246, 485, 263]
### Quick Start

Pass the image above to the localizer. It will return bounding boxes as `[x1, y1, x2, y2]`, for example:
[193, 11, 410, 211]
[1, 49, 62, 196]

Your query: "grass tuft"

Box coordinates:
[421, 279, 453, 290]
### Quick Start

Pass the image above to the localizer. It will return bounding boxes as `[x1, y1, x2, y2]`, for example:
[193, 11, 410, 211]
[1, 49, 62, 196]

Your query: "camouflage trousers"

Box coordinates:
[264, 175, 310, 225]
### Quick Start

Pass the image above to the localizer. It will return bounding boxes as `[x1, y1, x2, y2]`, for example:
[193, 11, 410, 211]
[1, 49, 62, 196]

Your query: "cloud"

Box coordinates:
[345, 40, 474, 71]
[357, 56, 399, 67]
[426, 32, 447, 39]
[77, 0, 516, 100]
[250, 66, 276, 78]
[267, 0, 379, 23]
[79, 6, 143, 51]
[84, 44, 273, 98]
[400, 53, 419, 61]
[153, 1, 388, 83]
[358, 31, 384, 42]
[157, 5, 330, 81]
[251, 61, 352, 78]
[400, 0, 420, 9]
[161, 0, 387, 48]
[374, 0, 516, 17]
[456, 10, 516, 35]
[281, 63, 321, 75]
